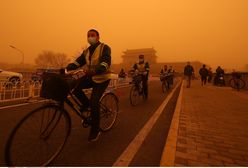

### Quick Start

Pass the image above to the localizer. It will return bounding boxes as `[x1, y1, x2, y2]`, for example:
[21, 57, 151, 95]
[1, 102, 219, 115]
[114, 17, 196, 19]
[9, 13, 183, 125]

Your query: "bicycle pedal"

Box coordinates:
[81, 120, 90, 128]
[81, 117, 92, 128]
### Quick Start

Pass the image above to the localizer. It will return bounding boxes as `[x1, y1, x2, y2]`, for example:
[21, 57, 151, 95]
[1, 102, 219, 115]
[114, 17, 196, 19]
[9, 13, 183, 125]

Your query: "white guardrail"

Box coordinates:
[0, 78, 131, 103]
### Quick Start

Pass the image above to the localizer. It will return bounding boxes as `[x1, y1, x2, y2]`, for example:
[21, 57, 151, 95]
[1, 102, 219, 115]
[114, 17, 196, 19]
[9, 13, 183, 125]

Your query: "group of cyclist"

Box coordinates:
[159, 64, 174, 90]
[63, 29, 176, 142]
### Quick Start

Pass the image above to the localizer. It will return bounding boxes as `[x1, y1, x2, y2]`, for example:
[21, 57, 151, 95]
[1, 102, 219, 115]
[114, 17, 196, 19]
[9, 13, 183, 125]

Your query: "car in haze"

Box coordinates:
[0, 69, 23, 83]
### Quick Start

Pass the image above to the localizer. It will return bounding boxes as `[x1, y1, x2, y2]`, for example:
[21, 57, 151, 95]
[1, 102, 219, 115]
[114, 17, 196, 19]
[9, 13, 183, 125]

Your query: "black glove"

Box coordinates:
[66, 63, 77, 71]
[95, 64, 106, 74]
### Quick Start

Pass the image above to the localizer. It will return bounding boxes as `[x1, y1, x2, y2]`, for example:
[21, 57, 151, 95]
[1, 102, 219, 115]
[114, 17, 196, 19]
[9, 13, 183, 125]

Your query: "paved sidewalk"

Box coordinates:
[174, 80, 248, 166]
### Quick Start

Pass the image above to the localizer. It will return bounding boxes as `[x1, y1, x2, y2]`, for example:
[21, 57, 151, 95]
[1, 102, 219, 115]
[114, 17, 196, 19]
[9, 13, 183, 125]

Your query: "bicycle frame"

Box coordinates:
[63, 91, 111, 121]
[64, 92, 86, 120]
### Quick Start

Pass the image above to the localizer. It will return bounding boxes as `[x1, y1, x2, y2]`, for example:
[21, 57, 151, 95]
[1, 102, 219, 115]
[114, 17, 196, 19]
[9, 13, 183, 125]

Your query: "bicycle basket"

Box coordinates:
[40, 73, 73, 101]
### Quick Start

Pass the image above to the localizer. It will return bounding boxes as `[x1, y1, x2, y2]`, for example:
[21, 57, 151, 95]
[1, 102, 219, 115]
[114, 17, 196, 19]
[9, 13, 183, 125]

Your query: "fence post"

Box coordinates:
[28, 84, 35, 100]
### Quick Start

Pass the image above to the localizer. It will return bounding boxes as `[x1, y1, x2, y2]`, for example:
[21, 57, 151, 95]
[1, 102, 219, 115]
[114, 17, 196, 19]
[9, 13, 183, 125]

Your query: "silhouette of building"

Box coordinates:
[111, 47, 205, 76]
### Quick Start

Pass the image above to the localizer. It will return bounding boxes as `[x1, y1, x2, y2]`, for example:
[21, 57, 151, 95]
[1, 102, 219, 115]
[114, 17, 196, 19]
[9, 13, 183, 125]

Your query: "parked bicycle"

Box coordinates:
[229, 72, 246, 91]
[5, 69, 119, 166]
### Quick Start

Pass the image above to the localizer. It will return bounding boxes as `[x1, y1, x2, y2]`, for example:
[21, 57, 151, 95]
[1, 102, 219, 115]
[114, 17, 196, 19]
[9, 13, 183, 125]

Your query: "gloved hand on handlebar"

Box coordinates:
[66, 63, 78, 71]
[95, 64, 107, 74]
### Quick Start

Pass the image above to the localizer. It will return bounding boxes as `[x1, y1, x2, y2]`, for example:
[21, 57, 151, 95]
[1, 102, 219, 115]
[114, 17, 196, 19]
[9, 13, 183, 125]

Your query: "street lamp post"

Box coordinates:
[9, 45, 25, 73]
[9, 45, 24, 65]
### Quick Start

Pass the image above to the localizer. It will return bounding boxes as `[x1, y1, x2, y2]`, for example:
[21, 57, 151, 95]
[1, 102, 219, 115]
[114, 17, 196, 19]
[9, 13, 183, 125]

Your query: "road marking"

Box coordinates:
[160, 80, 184, 166]
[113, 79, 182, 166]
[0, 100, 46, 110]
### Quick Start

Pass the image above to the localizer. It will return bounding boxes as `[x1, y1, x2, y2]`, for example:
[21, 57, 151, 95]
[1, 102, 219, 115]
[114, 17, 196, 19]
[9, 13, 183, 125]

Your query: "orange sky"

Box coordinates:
[1, 0, 248, 70]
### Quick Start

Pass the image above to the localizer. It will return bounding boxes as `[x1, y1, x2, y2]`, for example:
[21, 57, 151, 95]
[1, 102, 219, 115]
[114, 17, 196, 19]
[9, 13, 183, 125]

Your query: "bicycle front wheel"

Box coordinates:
[100, 93, 119, 132]
[5, 103, 71, 166]
[129, 85, 140, 106]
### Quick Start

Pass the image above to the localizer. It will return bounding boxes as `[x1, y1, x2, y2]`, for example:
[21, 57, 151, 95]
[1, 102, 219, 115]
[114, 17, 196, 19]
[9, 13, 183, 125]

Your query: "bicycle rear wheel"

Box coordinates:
[129, 85, 140, 106]
[230, 79, 246, 90]
[100, 92, 119, 132]
[5, 103, 71, 166]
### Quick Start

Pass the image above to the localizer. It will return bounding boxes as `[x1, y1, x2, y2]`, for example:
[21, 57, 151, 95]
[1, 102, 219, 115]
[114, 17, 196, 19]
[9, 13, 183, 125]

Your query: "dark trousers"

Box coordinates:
[208, 75, 212, 83]
[142, 75, 148, 98]
[201, 76, 207, 85]
[72, 75, 110, 132]
[186, 75, 192, 88]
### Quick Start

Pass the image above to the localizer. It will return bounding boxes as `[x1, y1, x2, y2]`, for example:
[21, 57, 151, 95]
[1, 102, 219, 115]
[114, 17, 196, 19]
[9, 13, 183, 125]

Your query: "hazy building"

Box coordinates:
[111, 47, 205, 76]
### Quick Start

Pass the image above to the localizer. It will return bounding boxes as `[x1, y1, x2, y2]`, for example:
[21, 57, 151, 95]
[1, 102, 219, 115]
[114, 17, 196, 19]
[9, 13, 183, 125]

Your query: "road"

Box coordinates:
[0, 79, 181, 166]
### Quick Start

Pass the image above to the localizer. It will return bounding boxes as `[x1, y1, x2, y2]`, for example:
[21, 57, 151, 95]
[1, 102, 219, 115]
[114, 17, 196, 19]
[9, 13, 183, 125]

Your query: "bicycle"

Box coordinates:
[5, 70, 119, 166]
[229, 73, 246, 91]
[160, 73, 170, 93]
[129, 73, 146, 106]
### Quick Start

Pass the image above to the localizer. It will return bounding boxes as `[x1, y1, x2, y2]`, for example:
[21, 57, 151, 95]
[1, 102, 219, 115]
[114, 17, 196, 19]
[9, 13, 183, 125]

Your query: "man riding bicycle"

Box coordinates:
[160, 65, 171, 89]
[132, 55, 150, 99]
[66, 29, 111, 142]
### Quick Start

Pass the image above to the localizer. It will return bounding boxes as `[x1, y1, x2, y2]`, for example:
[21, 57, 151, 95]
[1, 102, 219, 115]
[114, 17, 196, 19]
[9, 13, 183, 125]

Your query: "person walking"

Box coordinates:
[184, 62, 194, 88]
[208, 67, 213, 83]
[199, 64, 209, 86]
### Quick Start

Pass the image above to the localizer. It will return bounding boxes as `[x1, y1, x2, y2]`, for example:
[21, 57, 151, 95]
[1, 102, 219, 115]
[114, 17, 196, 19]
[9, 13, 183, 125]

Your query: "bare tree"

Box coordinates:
[72, 45, 88, 60]
[35, 51, 71, 68]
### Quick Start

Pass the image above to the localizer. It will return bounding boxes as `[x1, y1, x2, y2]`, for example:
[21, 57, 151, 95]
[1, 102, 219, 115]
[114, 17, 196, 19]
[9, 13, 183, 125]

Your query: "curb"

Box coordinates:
[160, 80, 184, 166]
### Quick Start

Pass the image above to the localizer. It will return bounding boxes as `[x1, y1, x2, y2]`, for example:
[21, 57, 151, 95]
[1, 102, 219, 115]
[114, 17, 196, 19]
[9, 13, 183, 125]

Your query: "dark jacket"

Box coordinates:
[199, 67, 209, 77]
[184, 65, 194, 76]
[216, 67, 224, 76]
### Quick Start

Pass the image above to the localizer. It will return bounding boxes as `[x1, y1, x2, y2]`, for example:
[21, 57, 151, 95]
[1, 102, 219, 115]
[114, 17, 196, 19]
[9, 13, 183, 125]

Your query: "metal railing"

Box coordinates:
[0, 81, 41, 102]
[0, 78, 131, 103]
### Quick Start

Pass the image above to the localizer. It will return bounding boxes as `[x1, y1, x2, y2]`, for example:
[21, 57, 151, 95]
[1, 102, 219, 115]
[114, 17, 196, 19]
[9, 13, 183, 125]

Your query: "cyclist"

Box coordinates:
[214, 66, 225, 85]
[232, 69, 241, 80]
[232, 69, 242, 88]
[118, 68, 127, 78]
[160, 65, 171, 89]
[66, 29, 111, 142]
[132, 55, 150, 99]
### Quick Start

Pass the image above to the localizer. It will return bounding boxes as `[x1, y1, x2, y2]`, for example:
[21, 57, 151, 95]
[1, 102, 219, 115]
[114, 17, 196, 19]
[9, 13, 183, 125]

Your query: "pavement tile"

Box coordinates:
[174, 156, 188, 166]
[173, 80, 248, 166]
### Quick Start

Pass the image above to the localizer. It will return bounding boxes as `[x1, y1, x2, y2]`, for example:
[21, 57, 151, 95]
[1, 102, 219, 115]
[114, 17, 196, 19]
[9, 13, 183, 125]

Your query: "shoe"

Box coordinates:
[88, 130, 101, 142]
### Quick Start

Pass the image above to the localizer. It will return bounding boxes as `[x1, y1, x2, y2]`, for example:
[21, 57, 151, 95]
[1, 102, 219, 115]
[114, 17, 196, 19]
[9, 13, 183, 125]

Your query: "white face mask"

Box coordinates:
[139, 59, 144, 63]
[88, 37, 97, 45]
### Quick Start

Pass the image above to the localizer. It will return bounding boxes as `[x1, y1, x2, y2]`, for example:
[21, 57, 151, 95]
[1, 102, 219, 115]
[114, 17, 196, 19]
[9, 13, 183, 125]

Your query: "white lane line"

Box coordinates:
[160, 81, 184, 166]
[0, 100, 46, 110]
[113, 80, 182, 166]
